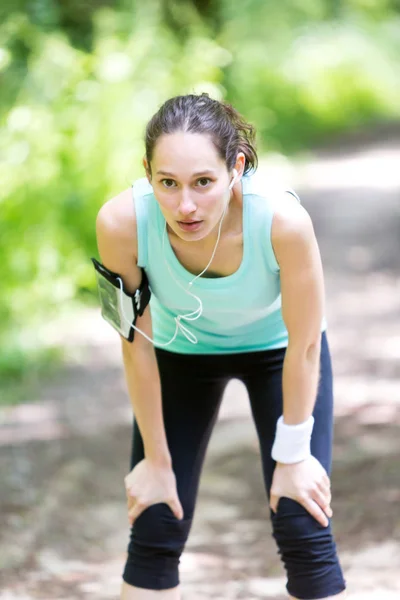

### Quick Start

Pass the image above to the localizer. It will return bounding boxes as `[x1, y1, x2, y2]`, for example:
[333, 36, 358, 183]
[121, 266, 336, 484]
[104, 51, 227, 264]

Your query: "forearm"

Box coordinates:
[281, 341, 321, 425]
[122, 344, 171, 467]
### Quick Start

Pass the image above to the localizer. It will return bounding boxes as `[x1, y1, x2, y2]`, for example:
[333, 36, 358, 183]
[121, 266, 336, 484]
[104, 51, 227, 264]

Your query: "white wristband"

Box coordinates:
[271, 415, 314, 464]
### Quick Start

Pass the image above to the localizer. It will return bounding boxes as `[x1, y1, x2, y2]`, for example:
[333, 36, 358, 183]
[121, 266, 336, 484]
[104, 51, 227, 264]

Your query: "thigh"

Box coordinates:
[129, 349, 229, 517]
[242, 330, 334, 497]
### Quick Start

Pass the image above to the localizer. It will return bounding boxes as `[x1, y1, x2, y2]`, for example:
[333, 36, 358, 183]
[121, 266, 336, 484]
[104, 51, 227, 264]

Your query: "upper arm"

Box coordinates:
[95, 188, 141, 292]
[95, 188, 153, 352]
[271, 194, 325, 348]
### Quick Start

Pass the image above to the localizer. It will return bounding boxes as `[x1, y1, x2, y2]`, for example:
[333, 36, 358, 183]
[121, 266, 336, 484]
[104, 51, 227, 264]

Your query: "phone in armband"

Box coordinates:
[91, 257, 151, 342]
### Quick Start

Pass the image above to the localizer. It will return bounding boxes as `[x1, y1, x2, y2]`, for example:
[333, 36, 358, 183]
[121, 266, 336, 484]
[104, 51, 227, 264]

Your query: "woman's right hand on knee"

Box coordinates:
[124, 458, 184, 526]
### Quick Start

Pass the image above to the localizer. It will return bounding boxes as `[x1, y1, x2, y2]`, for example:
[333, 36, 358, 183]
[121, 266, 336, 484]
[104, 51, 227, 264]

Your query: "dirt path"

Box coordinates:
[1, 127, 400, 599]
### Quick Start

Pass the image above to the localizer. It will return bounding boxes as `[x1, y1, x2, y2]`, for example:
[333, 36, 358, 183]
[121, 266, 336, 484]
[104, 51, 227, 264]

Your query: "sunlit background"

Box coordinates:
[1, 1, 400, 598]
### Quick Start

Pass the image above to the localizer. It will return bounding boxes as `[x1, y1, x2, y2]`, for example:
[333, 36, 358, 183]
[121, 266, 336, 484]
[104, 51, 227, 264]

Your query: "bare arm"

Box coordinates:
[95, 188, 171, 467]
[269, 194, 332, 528]
[272, 193, 325, 425]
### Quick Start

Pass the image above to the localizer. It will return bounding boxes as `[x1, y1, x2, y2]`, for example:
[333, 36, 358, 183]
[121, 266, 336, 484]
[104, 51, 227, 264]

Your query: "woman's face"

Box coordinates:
[146, 131, 239, 242]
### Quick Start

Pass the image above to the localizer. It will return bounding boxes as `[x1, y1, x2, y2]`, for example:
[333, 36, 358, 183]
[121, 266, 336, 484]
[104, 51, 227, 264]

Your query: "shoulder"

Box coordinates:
[244, 172, 316, 267]
[95, 185, 141, 293]
[245, 172, 313, 241]
[97, 177, 152, 230]
[272, 191, 314, 239]
[96, 186, 136, 240]
[96, 186, 137, 261]
[271, 191, 317, 270]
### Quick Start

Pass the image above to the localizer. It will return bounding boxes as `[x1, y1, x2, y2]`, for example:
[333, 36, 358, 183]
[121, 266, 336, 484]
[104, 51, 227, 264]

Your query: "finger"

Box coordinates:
[127, 497, 136, 523]
[128, 501, 147, 526]
[315, 477, 331, 498]
[126, 487, 137, 499]
[126, 488, 137, 505]
[124, 478, 134, 493]
[301, 496, 329, 528]
[269, 493, 279, 513]
[322, 473, 331, 488]
[311, 487, 332, 513]
[127, 495, 136, 513]
[168, 498, 184, 520]
[314, 495, 332, 519]
[317, 479, 332, 501]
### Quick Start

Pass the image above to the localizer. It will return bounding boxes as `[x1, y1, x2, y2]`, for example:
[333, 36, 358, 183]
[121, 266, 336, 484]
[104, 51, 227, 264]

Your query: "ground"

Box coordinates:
[1, 125, 400, 599]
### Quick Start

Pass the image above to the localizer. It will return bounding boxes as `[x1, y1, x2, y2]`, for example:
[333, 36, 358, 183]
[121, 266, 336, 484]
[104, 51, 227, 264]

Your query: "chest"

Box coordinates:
[169, 232, 244, 278]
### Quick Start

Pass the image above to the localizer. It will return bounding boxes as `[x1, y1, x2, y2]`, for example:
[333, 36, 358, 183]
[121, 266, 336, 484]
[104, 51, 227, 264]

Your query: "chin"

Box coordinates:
[176, 228, 208, 242]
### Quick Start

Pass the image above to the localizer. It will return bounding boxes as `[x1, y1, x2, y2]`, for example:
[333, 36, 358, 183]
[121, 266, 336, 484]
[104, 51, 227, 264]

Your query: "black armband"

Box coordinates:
[91, 257, 151, 342]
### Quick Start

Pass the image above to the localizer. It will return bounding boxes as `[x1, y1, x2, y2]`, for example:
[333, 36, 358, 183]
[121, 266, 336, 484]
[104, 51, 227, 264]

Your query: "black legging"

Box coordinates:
[123, 330, 346, 599]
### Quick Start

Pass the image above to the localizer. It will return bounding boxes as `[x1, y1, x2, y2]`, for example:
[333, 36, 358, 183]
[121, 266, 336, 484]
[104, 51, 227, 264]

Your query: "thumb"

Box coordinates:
[128, 502, 146, 526]
[269, 493, 279, 514]
[168, 497, 184, 520]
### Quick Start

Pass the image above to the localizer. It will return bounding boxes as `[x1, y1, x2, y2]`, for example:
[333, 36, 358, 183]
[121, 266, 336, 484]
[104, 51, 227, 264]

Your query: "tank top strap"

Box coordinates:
[242, 173, 301, 275]
[132, 177, 154, 269]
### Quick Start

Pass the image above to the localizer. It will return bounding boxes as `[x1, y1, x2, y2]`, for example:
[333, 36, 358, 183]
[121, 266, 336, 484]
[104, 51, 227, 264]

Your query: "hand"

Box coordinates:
[270, 455, 332, 527]
[124, 458, 184, 526]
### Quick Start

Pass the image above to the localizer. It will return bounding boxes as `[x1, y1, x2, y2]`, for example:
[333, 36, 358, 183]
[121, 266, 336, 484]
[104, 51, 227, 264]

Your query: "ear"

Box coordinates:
[234, 151, 246, 177]
[142, 156, 152, 183]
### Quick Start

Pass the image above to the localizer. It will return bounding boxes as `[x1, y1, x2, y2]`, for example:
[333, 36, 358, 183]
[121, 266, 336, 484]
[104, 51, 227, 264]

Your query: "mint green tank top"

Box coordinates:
[132, 173, 327, 354]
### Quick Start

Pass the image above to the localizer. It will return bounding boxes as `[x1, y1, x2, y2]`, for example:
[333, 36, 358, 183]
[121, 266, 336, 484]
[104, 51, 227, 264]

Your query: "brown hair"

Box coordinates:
[145, 93, 258, 176]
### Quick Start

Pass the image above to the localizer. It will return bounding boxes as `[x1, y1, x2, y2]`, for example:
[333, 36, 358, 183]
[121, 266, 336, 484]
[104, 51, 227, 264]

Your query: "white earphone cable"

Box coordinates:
[116, 172, 237, 347]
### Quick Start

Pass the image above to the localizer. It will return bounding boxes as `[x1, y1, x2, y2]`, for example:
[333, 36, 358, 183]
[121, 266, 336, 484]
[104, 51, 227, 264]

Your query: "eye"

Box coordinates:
[197, 177, 212, 187]
[160, 178, 177, 188]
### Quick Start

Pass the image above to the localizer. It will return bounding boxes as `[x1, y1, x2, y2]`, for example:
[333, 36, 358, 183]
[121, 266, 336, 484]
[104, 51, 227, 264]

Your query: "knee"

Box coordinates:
[132, 502, 191, 552]
[271, 498, 346, 599]
[123, 503, 192, 590]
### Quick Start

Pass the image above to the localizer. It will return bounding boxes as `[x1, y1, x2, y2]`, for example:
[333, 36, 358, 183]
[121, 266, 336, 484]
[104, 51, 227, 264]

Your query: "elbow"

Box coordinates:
[287, 335, 321, 361]
[121, 331, 155, 362]
[306, 340, 321, 363]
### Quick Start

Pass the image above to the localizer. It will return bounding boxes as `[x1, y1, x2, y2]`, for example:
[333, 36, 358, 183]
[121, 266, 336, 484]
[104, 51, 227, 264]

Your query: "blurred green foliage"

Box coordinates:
[0, 0, 399, 399]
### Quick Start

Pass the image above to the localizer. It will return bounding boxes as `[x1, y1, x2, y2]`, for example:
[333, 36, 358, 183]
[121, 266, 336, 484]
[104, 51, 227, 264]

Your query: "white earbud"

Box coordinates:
[228, 168, 239, 191]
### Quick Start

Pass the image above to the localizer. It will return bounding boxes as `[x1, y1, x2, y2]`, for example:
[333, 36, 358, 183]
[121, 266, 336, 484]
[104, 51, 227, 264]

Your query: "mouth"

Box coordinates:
[177, 220, 203, 232]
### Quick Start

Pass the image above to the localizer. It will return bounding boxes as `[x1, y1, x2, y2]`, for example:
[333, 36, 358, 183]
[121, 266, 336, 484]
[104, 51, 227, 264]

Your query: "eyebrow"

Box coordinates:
[156, 170, 216, 177]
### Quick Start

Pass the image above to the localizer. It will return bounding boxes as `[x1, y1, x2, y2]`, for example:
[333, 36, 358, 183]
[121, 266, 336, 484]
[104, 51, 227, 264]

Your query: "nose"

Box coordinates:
[178, 190, 197, 217]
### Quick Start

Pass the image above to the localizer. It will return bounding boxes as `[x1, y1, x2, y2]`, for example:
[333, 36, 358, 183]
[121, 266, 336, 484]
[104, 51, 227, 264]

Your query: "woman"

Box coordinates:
[94, 93, 347, 600]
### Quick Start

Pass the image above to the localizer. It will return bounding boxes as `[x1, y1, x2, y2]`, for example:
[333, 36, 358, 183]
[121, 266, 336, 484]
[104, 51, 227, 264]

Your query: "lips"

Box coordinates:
[177, 220, 203, 232]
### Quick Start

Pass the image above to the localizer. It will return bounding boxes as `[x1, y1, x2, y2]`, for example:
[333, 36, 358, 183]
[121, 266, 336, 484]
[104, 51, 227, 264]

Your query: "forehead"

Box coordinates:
[152, 131, 225, 174]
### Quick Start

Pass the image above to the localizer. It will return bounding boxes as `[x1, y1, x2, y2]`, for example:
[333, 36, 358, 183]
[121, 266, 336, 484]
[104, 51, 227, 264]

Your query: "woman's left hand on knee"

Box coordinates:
[270, 455, 332, 527]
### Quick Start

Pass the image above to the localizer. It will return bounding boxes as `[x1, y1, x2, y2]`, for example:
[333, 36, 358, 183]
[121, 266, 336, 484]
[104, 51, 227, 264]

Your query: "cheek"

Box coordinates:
[156, 193, 176, 214]
[200, 190, 225, 216]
